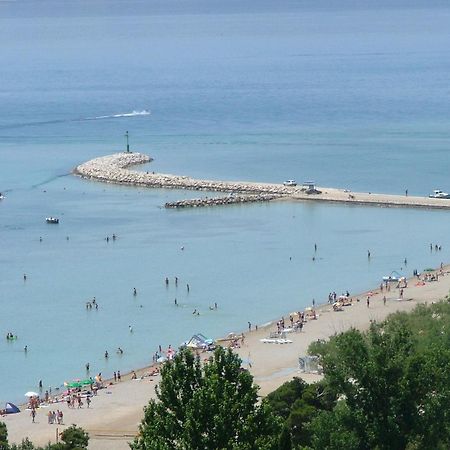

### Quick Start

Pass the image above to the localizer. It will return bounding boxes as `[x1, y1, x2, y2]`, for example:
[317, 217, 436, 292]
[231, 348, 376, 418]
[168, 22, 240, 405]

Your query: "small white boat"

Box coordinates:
[283, 180, 297, 187]
[45, 217, 59, 224]
[0, 193, 4, 200]
[429, 189, 450, 199]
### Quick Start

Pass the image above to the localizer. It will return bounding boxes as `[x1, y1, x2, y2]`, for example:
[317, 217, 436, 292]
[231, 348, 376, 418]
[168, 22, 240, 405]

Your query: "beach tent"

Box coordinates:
[185, 333, 215, 350]
[5, 402, 20, 414]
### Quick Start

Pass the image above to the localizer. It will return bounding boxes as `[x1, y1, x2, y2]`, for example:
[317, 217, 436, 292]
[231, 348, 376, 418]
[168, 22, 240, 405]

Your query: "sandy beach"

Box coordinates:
[4, 265, 450, 449]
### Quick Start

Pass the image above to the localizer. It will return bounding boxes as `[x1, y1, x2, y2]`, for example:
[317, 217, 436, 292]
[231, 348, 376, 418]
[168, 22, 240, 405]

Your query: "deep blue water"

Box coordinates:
[1, 0, 450, 404]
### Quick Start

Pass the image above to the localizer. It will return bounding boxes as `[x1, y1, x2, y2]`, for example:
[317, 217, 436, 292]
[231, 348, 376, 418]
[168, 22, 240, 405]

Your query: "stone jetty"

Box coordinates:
[165, 194, 280, 209]
[74, 152, 450, 210]
[75, 152, 298, 196]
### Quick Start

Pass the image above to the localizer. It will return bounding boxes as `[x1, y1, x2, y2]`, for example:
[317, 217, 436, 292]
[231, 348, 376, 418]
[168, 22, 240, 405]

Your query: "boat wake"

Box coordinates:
[85, 110, 151, 120]
[0, 110, 151, 130]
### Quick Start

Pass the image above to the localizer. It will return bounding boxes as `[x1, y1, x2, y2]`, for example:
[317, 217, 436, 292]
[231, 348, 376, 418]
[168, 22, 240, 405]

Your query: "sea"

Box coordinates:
[1, 0, 450, 405]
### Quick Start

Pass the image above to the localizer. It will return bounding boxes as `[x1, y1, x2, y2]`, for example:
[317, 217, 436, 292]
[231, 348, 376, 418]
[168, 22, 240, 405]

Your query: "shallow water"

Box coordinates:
[1, 0, 450, 403]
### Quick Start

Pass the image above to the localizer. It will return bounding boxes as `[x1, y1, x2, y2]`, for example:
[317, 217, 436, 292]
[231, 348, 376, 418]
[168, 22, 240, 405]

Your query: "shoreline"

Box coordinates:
[4, 263, 450, 449]
[74, 152, 450, 210]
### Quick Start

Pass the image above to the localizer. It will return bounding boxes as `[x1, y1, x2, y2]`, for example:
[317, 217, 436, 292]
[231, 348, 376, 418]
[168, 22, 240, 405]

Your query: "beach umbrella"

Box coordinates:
[24, 391, 39, 397]
[64, 381, 83, 388]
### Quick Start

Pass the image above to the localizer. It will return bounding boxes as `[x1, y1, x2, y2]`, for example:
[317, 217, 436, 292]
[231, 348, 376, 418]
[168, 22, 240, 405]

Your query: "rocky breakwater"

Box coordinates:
[74, 152, 450, 211]
[74, 152, 300, 199]
[165, 194, 280, 209]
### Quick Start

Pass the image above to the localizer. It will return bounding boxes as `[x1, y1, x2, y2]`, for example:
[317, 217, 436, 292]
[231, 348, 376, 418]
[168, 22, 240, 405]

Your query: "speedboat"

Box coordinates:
[45, 217, 59, 224]
[0, 193, 4, 200]
[429, 190, 450, 199]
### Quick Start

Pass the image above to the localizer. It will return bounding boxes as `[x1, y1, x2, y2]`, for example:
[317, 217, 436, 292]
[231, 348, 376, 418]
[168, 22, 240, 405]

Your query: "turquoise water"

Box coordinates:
[1, 0, 450, 404]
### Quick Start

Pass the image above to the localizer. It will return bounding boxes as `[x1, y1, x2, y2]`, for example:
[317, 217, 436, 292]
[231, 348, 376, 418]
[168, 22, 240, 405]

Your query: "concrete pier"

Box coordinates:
[74, 152, 450, 210]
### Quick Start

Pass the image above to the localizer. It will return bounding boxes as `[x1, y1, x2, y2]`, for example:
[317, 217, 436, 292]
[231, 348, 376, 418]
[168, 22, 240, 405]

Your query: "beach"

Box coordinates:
[3, 1, 450, 448]
[4, 265, 449, 449]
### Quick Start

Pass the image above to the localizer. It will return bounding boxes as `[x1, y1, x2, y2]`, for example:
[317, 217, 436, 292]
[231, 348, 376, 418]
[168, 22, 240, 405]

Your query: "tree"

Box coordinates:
[10, 438, 36, 450]
[58, 425, 89, 450]
[307, 305, 450, 450]
[266, 378, 335, 448]
[0, 422, 9, 450]
[131, 346, 282, 450]
[0, 423, 88, 450]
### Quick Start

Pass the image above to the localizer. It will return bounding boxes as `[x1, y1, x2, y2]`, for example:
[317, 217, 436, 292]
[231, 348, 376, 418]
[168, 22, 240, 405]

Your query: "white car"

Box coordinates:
[429, 190, 450, 199]
[283, 180, 297, 187]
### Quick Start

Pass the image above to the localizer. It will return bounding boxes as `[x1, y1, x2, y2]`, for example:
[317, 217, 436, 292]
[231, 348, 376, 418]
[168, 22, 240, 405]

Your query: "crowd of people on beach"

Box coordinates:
[10, 235, 449, 433]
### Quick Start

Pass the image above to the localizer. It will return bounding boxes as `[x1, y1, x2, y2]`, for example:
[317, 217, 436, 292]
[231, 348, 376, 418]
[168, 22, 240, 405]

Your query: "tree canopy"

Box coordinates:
[131, 346, 282, 450]
[267, 300, 450, 450]
[0, 424, 88, 450]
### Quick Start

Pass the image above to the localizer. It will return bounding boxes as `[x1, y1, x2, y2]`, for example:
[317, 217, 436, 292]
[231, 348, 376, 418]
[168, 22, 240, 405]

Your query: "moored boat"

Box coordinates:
[45, 217, 59, 224]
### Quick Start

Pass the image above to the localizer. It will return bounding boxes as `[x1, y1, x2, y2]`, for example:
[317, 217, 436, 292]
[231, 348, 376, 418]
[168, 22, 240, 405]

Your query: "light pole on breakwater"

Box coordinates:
[125, 130, 130, 152]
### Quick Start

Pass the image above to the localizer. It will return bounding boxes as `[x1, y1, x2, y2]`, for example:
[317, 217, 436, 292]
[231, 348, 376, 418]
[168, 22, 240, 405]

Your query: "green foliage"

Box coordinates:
[131, 346, 282, 450]
[10, 438, 36, 450]
[58, 425, 89, 450]
[265, 302, 450, 450]
[266, 377, 307, 420]
[308, 402, 361, 450]
[0, 422, 89, 450]
[0, 422, 9, 450]
[266, 378, 334, 448]
[307, 301, 450, 450]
